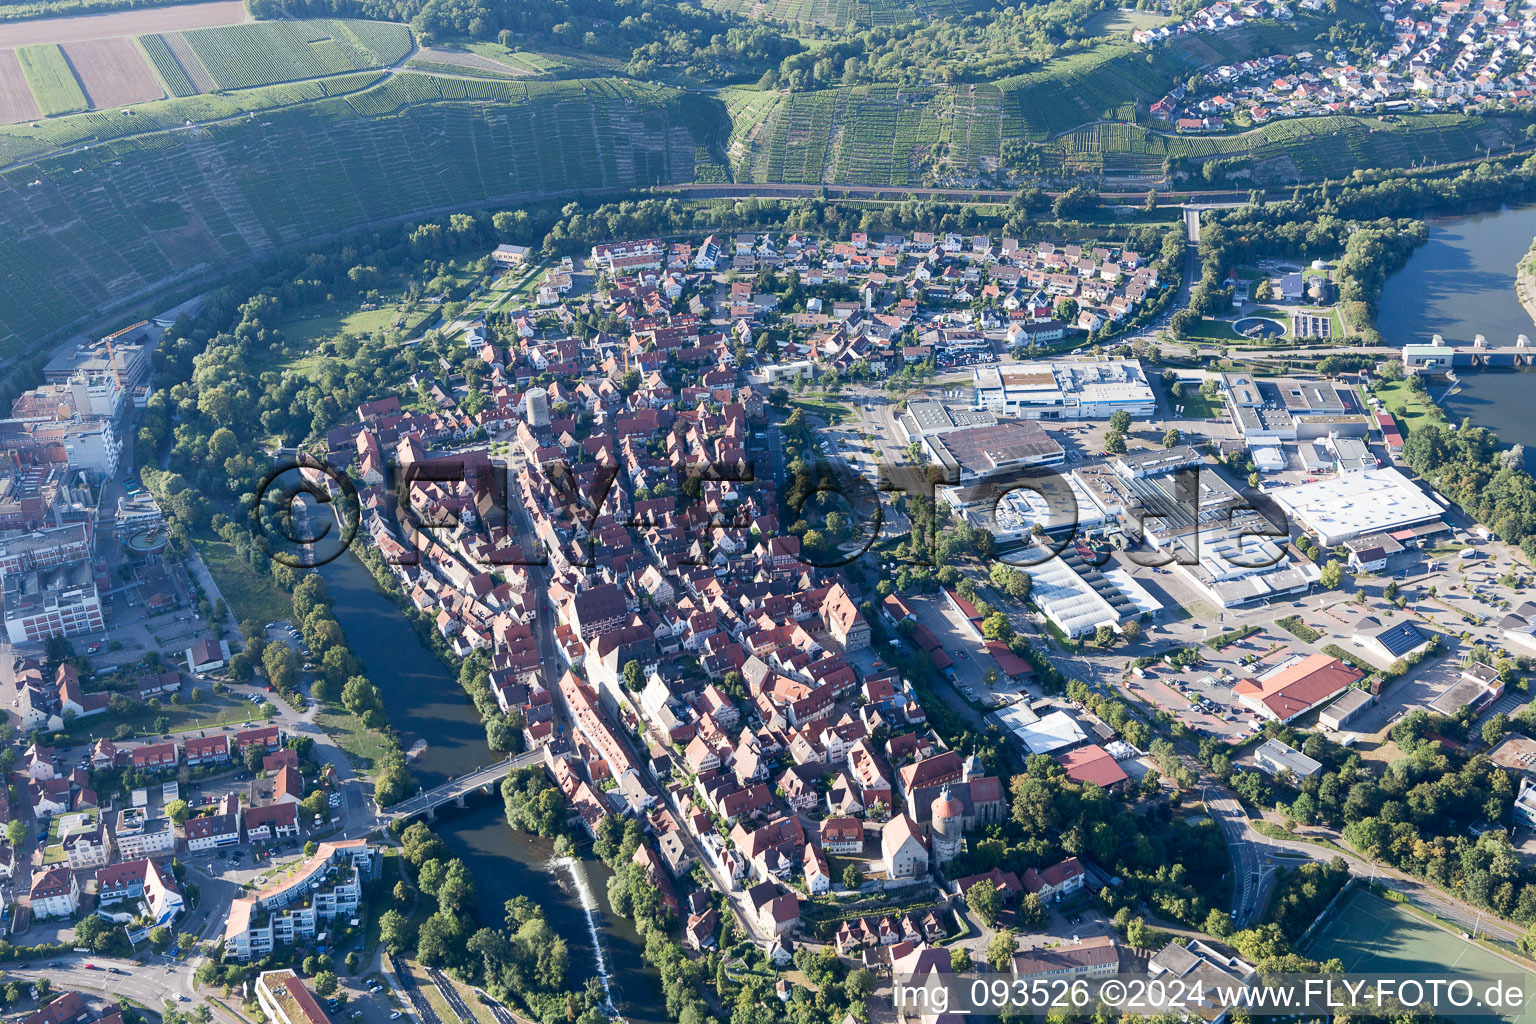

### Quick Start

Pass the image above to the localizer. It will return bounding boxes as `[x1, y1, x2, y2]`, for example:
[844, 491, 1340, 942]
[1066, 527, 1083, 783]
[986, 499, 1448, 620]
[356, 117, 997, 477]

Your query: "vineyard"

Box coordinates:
[0, 74, 703, 356]
[1056, 113, 1520, 184]
[137, 33, 199, 98]
[744, 83, 1013, 183]
[702, 0, 992, 30]
[175, 19, 413, 90]
[755, 89, 838, 182]
[997, 19, 1312, 140]
[16, 43, 88, 116]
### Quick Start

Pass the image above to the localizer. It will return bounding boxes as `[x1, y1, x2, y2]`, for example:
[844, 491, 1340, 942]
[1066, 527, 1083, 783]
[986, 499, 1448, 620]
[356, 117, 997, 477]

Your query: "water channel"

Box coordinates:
[1376, 204, 1536, 468]
[310, 549, 665, 1024]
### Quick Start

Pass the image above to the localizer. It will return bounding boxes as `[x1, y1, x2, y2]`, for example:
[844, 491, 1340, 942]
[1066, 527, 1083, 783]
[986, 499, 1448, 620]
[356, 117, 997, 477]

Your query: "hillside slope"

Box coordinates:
[0, 74, 711, 353]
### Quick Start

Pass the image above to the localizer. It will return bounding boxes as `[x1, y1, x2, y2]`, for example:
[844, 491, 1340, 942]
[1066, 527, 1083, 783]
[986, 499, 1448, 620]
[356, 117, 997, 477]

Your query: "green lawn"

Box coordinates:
[791, 398, 854, 424]
[1085, 8, 1173, 34]
[56, 691, 266, 744]
[1372, 379, 1446, 436]
[191, 534, 294, 626]
[1173, 389, 1221, 419]
[278, 304, 430, 345]
[1181, 317, 1245, 341]
[314, 707, 396, 771]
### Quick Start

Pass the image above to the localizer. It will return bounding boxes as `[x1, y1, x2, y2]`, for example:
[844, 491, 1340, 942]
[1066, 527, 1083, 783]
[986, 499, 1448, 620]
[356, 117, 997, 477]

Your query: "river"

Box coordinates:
[310, 548, 665, 1024]
[1376, 204, 1536, 468]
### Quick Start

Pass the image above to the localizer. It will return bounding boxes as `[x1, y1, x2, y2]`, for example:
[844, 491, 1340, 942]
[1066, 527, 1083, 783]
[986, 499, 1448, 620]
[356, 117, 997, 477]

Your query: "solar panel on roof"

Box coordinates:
[1373, 622, 1425, 658]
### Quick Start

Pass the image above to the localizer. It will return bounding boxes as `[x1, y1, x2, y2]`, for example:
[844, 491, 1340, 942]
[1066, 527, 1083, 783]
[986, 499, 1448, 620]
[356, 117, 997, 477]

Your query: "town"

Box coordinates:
[3, 204, 1536, 1024]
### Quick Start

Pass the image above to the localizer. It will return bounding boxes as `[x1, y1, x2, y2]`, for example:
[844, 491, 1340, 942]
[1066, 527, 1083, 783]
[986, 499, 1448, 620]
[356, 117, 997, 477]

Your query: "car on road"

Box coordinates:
[84, 964, 98, 970]
[48, 961, 64, 969]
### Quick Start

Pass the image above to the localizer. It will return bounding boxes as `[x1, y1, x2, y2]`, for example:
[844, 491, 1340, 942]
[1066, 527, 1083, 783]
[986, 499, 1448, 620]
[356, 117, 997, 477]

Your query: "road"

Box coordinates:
[1200, 783, 1526, 943]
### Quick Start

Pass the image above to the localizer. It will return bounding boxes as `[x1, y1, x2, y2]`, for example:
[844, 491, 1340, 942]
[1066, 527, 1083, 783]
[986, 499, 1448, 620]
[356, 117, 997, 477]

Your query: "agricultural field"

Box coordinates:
[157, 30, 217, 92]
[63, 37, 164, 108]
[16, 43, 88, 116]
[0, 0, 248, 41]
[175, 18, 413, 90]
[0, 50, 41, 124]
[409, 46, 529, 79]
[137, 32, 201, 98]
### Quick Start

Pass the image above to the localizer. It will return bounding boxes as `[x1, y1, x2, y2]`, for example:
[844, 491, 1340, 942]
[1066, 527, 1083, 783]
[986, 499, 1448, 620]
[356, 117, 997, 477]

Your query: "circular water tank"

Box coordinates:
[1311, 259, 1327, 270]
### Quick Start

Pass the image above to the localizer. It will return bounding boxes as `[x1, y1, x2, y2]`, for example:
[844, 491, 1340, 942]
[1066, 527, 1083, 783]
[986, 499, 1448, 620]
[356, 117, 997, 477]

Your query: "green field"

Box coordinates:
[17, 43, 88, 116]
[176, 19, 413, 90]
[1305, 889, 1536, 1024]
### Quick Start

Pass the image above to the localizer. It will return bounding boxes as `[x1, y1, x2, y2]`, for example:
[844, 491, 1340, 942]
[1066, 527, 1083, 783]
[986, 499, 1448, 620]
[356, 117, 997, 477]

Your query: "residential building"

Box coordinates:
[225, 840, 379, 958]
[29, 866, 79, 918]
[255, 971, 331, 1024]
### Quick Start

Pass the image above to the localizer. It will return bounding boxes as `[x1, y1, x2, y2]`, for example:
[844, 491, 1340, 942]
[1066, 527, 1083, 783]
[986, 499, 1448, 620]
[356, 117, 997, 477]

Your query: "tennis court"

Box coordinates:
[1305, 888, 1536, 1023]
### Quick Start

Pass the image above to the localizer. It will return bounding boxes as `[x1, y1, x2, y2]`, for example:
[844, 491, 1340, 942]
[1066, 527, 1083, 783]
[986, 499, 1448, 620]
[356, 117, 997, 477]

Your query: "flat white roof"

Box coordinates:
[1023, 557, 1120, 638]
[1000, 709, 1087, 755]
[1269, 468, 1441, 545]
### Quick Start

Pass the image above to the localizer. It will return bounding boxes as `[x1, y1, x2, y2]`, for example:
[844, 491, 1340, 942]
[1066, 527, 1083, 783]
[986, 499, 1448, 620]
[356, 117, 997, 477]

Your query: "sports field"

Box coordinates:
[1305, 889, 1536, 1023]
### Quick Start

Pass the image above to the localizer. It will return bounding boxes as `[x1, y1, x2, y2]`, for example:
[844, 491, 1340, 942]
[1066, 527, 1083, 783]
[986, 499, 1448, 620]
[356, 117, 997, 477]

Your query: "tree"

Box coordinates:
[621, 660, 643, 690]
[1162, 427, 1182, 448]
[313, 971, 338, 997]
[243, 744, 265, 774]
[379, 909, 410, 954]
[967, 878, 1001, 926]
[981, 612, 1014, 643]
[1483, 712, 1510, 746]
[1093, 624, 1118, 648]
[1169, 308, 1200, 338]
[5, 820, 25, 847]
[1109, 411, 1132, 434]
[165, 799, 190, 826]
[1121, 620, 1143, 643]
[843, 864, 863, 889]
[951, 947, 973, 972]
[1018, 892, 1048, 929]
[1319, 559, 1346, 590]
[1125, 916, 1149, 951]
[1104, 431, 1127, 455]
[148, 926, 172, 952]
[986, 929, 1018, 971]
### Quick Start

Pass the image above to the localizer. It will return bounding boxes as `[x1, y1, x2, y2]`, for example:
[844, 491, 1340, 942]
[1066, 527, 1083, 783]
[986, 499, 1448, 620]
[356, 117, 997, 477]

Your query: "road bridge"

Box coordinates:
[384, 749, 543, 822]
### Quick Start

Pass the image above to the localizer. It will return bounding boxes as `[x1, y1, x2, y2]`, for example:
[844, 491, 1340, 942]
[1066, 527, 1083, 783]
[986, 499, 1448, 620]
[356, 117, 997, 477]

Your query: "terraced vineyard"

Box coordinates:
[0, 74, 703, 356]
[16, 43, 87, 116]
[1056, 113, 1519, 182]
[174, 19, 413, 90]
[755, 89, 837, 182]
